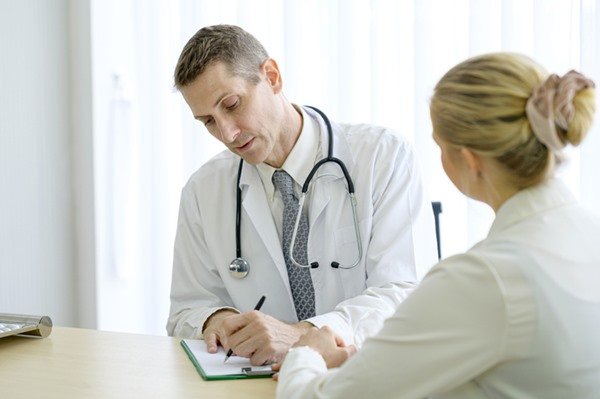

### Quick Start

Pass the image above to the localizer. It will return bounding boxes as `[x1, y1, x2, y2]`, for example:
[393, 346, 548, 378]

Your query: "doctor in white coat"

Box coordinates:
[167, 24, 437, 365]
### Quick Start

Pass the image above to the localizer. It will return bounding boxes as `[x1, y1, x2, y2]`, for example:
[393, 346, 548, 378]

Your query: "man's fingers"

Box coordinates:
[249, 339, 284, 366]
[232, 328, 274, 363]
[222, 310, 260, 335]
[226, 322, 258, 353]
[216, 312, 298, 365]
[334, 333, 347, 347]
[203, 310, 243, 352]
[204, 332, 219, 353]
[225, 311, 271, 352]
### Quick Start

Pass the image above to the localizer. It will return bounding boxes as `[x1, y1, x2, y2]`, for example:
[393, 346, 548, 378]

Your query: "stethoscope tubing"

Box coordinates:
[230, 106, 362, 278]
[235, 158, 244, 258]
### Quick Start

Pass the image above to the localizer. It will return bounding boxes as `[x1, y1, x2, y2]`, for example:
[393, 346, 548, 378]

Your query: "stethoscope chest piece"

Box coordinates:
[229, 257, 250, 279]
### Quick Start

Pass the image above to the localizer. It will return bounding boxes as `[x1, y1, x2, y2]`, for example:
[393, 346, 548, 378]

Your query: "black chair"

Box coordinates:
[431, 202, 442, 260]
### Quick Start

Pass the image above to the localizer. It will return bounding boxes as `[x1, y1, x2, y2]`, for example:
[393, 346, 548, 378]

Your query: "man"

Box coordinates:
[167, 24, 437, 365]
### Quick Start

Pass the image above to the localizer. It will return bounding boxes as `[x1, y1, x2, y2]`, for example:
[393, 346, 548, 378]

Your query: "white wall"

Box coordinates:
[70, 0, 97, 328]
[0, 0, 95, 327]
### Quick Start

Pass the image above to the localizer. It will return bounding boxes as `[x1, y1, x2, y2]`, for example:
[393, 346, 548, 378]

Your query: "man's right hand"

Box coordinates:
[202, 309, 315, 365]
[202, 309, 239, 353]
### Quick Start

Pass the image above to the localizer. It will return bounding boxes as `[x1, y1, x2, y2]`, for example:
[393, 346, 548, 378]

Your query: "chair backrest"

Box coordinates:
[431, 202, 442, 260]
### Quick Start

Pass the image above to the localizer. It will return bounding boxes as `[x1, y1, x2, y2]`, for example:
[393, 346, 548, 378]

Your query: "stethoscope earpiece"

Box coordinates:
[311, 262, 319, 269]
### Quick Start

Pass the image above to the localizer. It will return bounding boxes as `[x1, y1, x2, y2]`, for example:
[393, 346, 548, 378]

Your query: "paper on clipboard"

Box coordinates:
[181, 339, 274, 380]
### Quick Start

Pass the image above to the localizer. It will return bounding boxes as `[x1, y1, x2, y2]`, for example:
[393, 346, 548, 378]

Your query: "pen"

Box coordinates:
[224, 295, 266, 363]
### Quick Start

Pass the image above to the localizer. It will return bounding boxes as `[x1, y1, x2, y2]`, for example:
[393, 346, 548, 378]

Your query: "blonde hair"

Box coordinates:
[430, 52, 595, 189]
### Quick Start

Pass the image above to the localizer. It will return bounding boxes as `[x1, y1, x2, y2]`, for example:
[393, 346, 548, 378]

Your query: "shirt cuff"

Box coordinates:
[287, 345, 325, 360]
[283, 346, 327, 373]
[277, 346, 328, 399]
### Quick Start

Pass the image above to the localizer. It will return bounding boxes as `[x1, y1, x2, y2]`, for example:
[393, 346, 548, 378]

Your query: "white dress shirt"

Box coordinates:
[256, 105, 321, 239]
[277, 178, 600, 398]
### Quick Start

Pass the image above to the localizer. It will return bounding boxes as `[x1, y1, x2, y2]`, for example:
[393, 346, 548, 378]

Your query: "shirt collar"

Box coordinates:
[256, 105, 320, 201]
[488, 178, 576, 237]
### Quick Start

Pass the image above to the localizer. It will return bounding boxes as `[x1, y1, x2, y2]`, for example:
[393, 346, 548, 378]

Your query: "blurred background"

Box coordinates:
[1, 0, 599, 335]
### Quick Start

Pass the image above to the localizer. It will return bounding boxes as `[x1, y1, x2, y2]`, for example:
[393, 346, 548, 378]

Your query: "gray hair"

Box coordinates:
[174, 24, 269, 88]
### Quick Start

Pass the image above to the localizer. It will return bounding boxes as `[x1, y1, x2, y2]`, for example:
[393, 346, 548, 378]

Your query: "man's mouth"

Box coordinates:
[236, 138, 254, 151]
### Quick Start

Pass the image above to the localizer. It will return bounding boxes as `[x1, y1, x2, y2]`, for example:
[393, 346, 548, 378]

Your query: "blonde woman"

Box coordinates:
[275, 53, 599, 398]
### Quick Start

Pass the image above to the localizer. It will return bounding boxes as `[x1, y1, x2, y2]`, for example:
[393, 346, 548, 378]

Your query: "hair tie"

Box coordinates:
[525, 70, 595, 152]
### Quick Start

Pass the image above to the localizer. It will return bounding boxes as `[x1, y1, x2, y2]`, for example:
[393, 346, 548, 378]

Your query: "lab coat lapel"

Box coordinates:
[238, 162, 288, 279]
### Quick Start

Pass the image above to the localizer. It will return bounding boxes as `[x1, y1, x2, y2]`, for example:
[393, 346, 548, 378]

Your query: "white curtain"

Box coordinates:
[91, 0, 600, 335]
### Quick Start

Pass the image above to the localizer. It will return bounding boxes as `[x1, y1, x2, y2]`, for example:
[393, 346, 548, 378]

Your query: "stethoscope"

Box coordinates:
[229, 106, 363, 279]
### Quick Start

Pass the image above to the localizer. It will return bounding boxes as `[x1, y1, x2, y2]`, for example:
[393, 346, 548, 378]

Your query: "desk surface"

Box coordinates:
[0, 327, 276, 398]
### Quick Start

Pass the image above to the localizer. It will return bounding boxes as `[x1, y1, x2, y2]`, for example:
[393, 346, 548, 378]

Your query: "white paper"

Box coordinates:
[182, 339, 270, 376]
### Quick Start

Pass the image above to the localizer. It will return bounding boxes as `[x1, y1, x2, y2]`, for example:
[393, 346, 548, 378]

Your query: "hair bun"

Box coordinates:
[526, 70, 595, 151]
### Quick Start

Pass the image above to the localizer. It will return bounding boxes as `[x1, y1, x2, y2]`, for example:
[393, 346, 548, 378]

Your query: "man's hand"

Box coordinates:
[292, 326, 356, 368]
[218, 311, 313, 365]
[202, 309, 239, 353]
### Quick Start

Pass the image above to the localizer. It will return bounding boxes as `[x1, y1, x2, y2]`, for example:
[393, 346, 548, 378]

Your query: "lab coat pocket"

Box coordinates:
[333, 217, 371, 248]
[333, 218, 371, 297]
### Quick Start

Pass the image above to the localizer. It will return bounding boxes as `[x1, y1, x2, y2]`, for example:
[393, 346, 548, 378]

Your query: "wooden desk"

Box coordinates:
[0, 327, 276, 398]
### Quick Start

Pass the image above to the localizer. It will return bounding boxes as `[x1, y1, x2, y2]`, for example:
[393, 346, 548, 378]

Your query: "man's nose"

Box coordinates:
[215, 118, 240, 144]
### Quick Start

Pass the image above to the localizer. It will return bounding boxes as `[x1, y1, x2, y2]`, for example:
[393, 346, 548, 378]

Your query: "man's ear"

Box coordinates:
[460, 147, 484, 178]
[261, 58, 283, 94]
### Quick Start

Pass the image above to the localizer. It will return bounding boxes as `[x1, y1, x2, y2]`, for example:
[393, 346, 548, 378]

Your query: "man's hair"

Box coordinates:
[174, 24, 269, 89]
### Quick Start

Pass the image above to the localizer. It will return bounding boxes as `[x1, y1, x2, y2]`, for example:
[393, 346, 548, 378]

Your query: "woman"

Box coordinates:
[274, 53, 599, 398]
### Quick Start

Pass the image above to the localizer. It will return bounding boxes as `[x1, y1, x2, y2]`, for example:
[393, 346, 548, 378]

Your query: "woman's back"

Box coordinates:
[467, 178, 600, 397]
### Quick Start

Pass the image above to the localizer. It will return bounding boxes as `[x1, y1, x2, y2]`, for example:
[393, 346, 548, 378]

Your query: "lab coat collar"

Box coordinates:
[488, 178, 576, 237]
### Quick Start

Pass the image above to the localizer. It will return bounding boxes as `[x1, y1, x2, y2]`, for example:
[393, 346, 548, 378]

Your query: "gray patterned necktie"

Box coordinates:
[272, 170, 316, 320]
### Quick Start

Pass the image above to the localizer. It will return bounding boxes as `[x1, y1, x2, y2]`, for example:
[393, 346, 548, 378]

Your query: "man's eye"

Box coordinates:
[203, 117, 213, 126]
[223, 97, 239, 109]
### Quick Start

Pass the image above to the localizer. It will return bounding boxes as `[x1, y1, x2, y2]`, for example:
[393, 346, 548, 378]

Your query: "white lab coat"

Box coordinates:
[167, 108, 437, 345]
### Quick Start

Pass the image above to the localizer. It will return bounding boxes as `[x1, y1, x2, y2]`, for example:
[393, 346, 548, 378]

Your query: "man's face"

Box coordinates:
[180, 61, 282, 165]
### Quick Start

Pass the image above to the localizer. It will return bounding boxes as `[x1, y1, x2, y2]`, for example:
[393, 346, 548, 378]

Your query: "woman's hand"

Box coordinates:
[273, 326, 357, 378]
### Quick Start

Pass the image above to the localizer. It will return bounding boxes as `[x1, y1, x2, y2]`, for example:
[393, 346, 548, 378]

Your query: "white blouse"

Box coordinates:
[277, 178, 600, 398]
